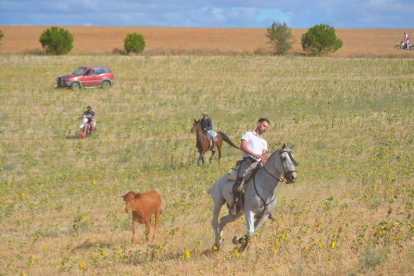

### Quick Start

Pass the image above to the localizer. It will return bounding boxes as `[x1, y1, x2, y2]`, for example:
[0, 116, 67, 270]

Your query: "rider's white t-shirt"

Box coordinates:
[241, 131, 268, 161]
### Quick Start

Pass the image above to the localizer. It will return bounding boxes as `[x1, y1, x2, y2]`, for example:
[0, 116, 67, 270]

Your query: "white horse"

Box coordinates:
[207, 143, 298, 251]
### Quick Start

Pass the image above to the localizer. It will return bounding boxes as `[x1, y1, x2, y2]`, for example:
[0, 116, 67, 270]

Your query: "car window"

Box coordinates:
[103, 68, 111, 73]
[73, 68, 86, 76]
[96, 68, 105, 75]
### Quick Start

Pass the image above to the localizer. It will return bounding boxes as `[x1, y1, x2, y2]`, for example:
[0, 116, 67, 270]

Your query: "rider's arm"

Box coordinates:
[206, 118, 212, 130]
[240, 140, 261, 160]
[261, 149, 268, 164]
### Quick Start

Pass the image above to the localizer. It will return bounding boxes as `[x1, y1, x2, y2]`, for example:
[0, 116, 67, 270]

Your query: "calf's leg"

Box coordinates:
[153, 209, 161, 240]
[132, 219, 137, 244]
[145, 219, 151, 241]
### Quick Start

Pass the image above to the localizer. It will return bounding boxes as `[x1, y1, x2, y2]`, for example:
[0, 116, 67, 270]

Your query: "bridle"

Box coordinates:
[261, 149, 297, 183]
[253, 149, 297, 217]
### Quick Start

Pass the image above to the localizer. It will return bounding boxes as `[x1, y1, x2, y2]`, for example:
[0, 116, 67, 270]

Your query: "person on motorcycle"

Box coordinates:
[404, 31, 410, 49]
[79, 105, 96, 132]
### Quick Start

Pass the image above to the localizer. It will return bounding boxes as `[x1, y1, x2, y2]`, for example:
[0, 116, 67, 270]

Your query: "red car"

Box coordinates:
[56, 65, 115, 89]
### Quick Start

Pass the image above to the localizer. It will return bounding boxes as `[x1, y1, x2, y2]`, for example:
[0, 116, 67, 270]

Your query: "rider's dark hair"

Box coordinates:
[258, 118, 270, 124]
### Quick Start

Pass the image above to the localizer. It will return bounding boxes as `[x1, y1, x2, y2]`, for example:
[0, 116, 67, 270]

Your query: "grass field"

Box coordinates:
[1, 26, 414, 58]
[0, 54, 414, 275]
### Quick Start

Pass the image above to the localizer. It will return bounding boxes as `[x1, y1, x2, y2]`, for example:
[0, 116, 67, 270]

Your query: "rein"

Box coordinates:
[253, 173, 277, 218]
[253, 149, 296, 217]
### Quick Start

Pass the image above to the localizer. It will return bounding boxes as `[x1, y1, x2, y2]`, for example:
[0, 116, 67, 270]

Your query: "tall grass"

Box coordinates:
[0, 55, 413, 275]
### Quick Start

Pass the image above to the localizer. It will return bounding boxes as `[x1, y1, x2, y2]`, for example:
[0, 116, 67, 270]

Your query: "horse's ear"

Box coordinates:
[281, 143, 286, 149]
[289, 144, 295, 150]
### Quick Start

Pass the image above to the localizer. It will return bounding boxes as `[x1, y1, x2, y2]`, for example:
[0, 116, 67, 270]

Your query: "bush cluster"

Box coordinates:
[265, 22, 295, 55]
[0, 30, 4, 46]
[301, 24, 343, 56]
[39, 26, 74, 55]
[265, 22, 342, 56]
[124, 32, 146, 54]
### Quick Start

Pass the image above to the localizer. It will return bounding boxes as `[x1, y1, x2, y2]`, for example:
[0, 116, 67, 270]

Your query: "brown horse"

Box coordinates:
[191, 119, 239, 165]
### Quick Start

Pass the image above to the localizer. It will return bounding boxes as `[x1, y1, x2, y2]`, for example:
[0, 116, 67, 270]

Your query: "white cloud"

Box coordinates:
[0, 0, 413, 28]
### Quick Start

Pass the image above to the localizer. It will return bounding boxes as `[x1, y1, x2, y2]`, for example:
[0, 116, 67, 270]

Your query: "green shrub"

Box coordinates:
[265, 21, 295, 55]
[0, 30, 4, 46]
[301, 23, 343, 56]
[39, 26, 73, 55]
[124, 32, 146, 54]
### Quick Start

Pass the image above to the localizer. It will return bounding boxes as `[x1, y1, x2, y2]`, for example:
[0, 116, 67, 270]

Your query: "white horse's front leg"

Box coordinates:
[254, 214, 269, 231]
[211, 202, 222, 250]
[245, 210, 255, 238]
[231, 210, 255, 250]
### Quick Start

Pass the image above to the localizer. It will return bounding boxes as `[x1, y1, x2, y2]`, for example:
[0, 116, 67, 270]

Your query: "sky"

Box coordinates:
[0, 0, 413, 29]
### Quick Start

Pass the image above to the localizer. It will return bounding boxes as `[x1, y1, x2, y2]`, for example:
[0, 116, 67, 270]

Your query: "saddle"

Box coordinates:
[204, 130, 217, 151]
[227, 162, 263, 214]
[226, 161, 262, 193]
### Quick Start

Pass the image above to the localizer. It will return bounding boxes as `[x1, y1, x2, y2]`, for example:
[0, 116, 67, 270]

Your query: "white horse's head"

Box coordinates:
[271, 143, 298, 183]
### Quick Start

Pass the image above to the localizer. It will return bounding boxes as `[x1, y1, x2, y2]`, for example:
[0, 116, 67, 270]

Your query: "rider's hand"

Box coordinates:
[254, 153, 262, 160]
[261, 154, 268, 164]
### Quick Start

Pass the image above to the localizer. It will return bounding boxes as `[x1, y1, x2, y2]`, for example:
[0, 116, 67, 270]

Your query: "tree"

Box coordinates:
[301, 24, 343, 56]
[0, 30, 4, 46]
[124, 32, 146, 55]
[39, 26, 73, 55]
[265, 22, 295, 55]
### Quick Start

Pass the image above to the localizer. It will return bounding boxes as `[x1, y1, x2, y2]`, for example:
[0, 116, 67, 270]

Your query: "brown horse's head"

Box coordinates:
[191, 119, 201, 133]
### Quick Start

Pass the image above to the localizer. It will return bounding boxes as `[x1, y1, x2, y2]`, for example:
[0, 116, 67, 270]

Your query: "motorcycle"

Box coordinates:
[79, 115, 96, 139]
[394, 41, 413, 51]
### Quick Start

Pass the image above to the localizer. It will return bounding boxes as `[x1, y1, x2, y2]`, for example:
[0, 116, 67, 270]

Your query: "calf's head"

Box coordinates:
[121, 191, 141, 214]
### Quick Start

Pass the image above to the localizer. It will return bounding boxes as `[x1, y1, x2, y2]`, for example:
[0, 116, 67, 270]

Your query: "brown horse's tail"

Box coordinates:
[218, 132, 240, 149]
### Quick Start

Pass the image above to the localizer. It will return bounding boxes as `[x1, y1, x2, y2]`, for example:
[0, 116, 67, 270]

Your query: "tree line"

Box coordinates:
[266, 22, 343, 56]
[0, 23, 342, 56]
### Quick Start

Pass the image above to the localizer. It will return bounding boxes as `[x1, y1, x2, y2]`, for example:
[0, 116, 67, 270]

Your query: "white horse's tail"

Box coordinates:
[206, 187, 212, 194]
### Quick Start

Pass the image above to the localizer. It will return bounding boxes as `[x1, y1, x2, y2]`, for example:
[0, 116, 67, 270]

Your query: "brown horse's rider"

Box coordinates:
[200, 112, 215, 151]
[230, 118, 275, 220]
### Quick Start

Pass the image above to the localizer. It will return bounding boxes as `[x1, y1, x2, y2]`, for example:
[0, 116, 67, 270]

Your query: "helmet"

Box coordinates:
[405, 31, 407, 34]
[87, 105, 92, 111]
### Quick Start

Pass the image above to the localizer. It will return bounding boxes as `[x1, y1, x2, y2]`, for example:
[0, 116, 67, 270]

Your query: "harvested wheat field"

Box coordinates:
[0, 26, 414, 57]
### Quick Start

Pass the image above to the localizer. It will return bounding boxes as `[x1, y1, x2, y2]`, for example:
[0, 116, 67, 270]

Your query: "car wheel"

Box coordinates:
[71, 82, 81, 90]
[101, 81, 111, 89]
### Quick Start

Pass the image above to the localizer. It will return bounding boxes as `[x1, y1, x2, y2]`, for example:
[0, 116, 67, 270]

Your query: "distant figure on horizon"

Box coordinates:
[404, 31, 410, 49]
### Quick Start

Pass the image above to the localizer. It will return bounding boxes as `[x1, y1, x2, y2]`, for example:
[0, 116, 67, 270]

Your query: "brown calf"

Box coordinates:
[121, 189, 163, 243]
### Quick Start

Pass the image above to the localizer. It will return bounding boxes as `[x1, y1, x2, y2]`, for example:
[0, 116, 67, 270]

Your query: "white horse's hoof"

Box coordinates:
[232, 236, 240, 244]
[212, 244, 220, 251]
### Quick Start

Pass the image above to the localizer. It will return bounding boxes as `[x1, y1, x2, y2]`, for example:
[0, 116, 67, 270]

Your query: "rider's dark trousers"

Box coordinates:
[233, 157, 256, 190]
[231, 157, 256, 212]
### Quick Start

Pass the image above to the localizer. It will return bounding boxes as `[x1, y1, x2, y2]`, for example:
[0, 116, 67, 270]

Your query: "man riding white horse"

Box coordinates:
[230, 118, 276, 220]
[208, 141, 298, 251]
